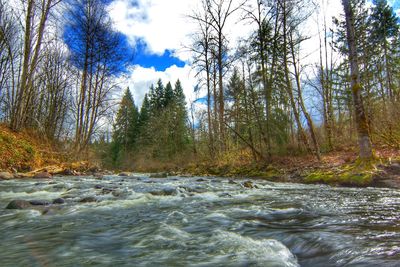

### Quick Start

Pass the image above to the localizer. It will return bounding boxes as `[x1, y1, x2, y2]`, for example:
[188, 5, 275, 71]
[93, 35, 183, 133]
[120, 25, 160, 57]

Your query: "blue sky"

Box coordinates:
[95, 0, 400, 108]
[133, 40, 185, 71]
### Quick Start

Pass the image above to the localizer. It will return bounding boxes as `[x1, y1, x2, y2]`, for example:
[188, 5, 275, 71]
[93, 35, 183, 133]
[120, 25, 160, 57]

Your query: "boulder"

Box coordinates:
[0, 172, 14, 180]
[34, 172, 52, 179]
[29, 200, 51, 206]
[52, 198, 65, 204]
[6, 200, 32, 209]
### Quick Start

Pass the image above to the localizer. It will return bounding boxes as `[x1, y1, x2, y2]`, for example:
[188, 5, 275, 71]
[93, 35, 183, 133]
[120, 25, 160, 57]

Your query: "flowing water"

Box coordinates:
[0, 174, 399, 267]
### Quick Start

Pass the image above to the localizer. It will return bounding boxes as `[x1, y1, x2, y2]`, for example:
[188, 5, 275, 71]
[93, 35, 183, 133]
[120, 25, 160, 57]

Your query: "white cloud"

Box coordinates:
[107, 0, 251, 106]
[122, 64, 197, 108]
[108, 0, 195, 60]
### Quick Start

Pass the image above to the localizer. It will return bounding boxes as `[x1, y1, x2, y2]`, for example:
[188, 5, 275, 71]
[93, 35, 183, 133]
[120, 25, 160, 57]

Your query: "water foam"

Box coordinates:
[206, 230, 299, 267]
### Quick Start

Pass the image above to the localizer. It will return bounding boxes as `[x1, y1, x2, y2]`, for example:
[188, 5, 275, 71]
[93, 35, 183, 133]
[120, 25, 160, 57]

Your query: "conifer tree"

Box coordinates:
[171, 79, 189, 153]
[164, 82, 174, 107]
[137, 94, 151, 147]
[111, 88, 138, 165]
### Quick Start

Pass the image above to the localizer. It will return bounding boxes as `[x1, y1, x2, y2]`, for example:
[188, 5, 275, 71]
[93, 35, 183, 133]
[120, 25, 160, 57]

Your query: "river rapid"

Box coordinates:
[0, 174, 399, 267]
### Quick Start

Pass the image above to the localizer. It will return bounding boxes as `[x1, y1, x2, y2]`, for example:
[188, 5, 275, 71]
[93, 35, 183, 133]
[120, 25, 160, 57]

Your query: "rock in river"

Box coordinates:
[149, 188, 177, 196]
[6, 200, 32, 209]
[79, 196, 97, 203]
[0, 172, 14, 180]
[29, 200, 51, 206]
[242, 181, 254, 188]
[52, 198, 65, 204]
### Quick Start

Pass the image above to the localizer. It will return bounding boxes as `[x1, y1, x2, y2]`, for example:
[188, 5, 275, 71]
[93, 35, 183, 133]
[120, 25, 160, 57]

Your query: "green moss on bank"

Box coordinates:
[304, 158, 379, 186]
[0, 125, 61, 172]
[184, 162, 282, 181]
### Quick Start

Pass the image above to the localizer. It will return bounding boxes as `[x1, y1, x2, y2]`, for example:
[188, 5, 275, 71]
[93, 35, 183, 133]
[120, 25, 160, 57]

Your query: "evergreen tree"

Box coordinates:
[369, 0, 399, 100]
[137, 94, 151, 147]
[163, 82, 173, 107]
[171, 79, 189, 153]
[150, 79, 165, 110]
[111, 88, 138, 165]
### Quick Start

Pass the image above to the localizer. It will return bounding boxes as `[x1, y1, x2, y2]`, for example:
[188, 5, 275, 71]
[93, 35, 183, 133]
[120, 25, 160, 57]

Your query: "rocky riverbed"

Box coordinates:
[1, 174, 400, 266]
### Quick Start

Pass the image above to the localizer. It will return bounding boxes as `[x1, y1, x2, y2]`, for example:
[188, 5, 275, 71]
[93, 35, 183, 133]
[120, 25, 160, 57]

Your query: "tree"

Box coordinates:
[64, 0, 132, 154]
[111, 88, 138, 166]
[342, 0, 374, 159]
[205, 0, 244, 151]
[369, 0, 399, 101]
[189, 0, 216, 157]
[171, 80, 189, 153]
[10, 0, 61, 131]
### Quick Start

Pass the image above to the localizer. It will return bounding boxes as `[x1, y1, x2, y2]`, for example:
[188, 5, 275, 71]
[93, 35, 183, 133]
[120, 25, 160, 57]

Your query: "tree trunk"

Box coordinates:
[342, 0, 373, 159]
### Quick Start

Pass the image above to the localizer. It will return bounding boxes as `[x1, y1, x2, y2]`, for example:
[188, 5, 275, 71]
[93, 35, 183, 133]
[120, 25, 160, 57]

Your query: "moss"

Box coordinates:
[305, 158, 377, 187]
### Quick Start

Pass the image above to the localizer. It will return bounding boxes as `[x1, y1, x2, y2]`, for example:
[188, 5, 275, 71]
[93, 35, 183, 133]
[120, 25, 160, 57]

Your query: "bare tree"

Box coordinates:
[342, 0, 373, 159]
[205, 0, 244, 151]
[10, 0, 61, 131]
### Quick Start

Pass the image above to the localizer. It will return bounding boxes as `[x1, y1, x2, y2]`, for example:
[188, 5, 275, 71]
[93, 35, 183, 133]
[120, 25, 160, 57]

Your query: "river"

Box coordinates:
[0, 174, 399, 266]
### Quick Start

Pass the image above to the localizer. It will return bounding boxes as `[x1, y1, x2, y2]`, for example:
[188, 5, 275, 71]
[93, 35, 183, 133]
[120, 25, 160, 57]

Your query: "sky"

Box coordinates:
[105, 0, 400, 108]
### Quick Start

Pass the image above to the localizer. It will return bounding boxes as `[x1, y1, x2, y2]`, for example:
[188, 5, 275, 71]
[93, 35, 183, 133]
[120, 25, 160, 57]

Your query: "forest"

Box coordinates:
[2, 1, 400, 265]
[0, 0, 399, 177]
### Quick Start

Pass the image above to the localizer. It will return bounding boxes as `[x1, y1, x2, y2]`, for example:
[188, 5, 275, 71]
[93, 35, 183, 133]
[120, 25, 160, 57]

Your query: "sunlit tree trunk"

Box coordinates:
[342, 0, 373, 159]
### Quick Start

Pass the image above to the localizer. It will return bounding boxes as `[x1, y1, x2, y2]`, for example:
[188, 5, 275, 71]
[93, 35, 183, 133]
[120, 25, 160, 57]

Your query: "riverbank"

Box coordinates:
[180, 148, 400, 189]
[0, 125, 104, 179]
[0, 124, 399, 188]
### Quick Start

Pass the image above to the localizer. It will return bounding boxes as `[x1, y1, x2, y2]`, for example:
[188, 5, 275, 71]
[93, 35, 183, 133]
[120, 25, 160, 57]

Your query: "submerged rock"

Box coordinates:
[150, 172, 168, 178]
[79, 196, 97, 203]
[0, 172, 14, 180]
[101, 188, 114, 194]
[6, 200, 32, 209]
[196, 178, 207, 182]
[149, 188, 176, 196]
[118, 172, 130, 177]
[242, 181, 254, 189]
[42, 206, 63, 215]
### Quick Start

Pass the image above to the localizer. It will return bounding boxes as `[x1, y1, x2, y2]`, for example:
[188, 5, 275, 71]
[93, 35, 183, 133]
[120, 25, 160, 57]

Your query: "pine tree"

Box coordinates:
[164, 82, 174, 107]
[111, 88, 139, 165]
[171, 79, 189, 153]
[369, 0, 399, 101]
[137, 94, 151, 147]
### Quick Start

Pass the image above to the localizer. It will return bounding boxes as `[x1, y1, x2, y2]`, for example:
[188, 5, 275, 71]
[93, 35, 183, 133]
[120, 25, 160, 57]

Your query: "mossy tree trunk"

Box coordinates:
[342, 0, 373, 159]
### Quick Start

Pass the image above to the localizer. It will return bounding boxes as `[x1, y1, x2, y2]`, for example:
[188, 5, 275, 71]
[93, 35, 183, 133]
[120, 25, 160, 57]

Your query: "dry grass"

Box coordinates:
[0, 124, 62, 171]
